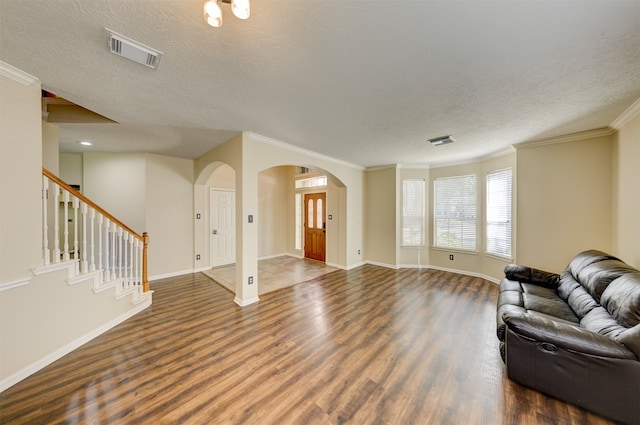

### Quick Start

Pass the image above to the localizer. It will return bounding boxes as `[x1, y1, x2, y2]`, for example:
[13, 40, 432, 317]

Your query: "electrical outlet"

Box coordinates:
[196, 254, 201, 260]
[358, 249, 361, 255]
[248, 276, 253, 284]
[449, 254, 454, 261]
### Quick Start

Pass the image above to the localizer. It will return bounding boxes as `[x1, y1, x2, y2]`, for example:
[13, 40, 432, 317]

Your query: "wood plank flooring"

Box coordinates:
[0, 266, 614, 424]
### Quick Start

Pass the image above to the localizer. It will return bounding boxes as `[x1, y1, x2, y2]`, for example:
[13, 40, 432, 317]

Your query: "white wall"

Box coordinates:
[42, 121, 59, 174]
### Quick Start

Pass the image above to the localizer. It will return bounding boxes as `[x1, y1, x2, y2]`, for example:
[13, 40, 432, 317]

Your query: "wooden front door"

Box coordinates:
[304, 193, 326, 262]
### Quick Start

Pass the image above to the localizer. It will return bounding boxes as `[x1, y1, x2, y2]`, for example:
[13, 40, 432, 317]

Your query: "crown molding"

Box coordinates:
[0, 61, 39, 86]
[610, 97, 640, 130]
[514, 127, 614, 150]
[245, 132, 365, 171]
[429, 146, 516, 169]
[366, 164, 399, 172]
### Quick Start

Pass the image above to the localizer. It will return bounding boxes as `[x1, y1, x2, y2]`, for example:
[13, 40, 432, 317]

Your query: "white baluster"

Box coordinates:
[117, 227, 123, 281]
[110, 221, 117, 281]
[97, 214, 104, 283]
[62, 190, 70, 261]
[81, 202, 88, 273]
[89, 208, 96, 272]
[124, 232, 130, 290]
[72, 196, 79, 261]
[53, 183, 60, 262]
[42, 176, 50, 265]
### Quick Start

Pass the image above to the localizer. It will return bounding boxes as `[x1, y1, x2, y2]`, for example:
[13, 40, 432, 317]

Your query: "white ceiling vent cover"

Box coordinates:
[105, 28, 163, 69]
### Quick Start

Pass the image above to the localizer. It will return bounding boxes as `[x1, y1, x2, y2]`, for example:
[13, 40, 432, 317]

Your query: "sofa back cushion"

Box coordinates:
[558, 250, 622, 301]
[600, 272, 640, 328]
[577, 259, 637, 303]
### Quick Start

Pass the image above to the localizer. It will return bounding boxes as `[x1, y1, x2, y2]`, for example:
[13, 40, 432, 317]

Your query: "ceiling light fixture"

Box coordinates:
[78, 140, 92, 146]
[204, 0, 250, 27]
[429, 135, 456, 146]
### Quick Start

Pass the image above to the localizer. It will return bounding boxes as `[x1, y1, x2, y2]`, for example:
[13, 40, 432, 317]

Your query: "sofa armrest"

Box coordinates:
[503, 311, 636, 360]
[504, 264, 560, 288]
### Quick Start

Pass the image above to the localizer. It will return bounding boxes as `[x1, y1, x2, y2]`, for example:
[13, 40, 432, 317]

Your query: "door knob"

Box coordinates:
[212, 229, 218, 235]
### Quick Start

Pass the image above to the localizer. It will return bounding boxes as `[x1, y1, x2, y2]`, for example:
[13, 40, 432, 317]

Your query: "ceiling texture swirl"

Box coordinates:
[1, 0, 639, 167]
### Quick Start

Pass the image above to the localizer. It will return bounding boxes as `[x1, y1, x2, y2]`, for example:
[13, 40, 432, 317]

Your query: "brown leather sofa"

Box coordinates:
[496, 250, 640, 424]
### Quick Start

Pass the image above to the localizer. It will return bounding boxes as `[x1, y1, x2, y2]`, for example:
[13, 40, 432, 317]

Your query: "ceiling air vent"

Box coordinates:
[105, 28, 163, 70]
[428, 135, 456, 146]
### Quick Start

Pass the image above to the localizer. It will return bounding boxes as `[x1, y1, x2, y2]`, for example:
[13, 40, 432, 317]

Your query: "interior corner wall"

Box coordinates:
[612, 112, 640, 268]
[0, 72, 42, 285]
[516, 135, 612, 273]
[145, 153, 194, 278]
[365, 167, 398, 267]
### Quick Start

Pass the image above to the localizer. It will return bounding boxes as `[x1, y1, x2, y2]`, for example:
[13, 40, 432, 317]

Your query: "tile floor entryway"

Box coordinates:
[203, 256, 338, 295]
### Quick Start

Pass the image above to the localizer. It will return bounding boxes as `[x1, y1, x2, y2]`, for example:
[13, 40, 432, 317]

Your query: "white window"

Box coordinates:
[402, 179, 425, 246]
[486, 168, 512, 258]
[295, 176, 327, 189]
[434, 175, 477, 250]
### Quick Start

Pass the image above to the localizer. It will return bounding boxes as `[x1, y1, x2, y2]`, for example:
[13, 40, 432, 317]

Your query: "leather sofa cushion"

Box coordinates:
[601, 272, 640, 328]
[616, 324, 640, 358]
[580, 306, 628, 338]
[522, 293, 579, 323]
[577, 259, 637, 303]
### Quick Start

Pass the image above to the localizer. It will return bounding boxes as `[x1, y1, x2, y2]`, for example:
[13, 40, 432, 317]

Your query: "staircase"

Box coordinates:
[39, 168, 150, 299]
[0, 169, 152, 392]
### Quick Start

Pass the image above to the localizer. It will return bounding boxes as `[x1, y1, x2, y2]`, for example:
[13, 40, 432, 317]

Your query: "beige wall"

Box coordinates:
[516, 134, 612, 273]
[612, 110, 640, 268]
[258, 166, 289, 258]
[42, 121, 59, 174]
[59, 153, 83, 189]
[0, 68, 42, 285]
[365, 166, 398, 266]
[145, 153, 194, 278]
[83, 152, 147, 233]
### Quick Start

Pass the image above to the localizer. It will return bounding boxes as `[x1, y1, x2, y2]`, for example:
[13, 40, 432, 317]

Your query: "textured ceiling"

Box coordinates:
[1, 0, 639, 167]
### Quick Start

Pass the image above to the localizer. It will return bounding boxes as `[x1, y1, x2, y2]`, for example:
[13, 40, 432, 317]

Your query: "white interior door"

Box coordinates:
[210, 189, 235, 267]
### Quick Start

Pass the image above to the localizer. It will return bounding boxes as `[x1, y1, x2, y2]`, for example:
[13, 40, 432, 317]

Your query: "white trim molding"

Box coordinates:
[610, 97, 640, 130]
[246, 132, 365, 171]
[0, 277, 31, 292]
[234, 296, 260, 307]
[514, 127, 614, 150]
[0, 61, 40, 86]
[0, 299, 152, 393]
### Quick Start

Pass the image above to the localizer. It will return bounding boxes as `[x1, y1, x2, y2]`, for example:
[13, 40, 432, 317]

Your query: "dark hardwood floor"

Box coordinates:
[0, 266, 614, 424]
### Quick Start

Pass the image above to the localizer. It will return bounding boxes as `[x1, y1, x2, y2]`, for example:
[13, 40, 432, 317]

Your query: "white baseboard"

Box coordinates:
[234, 296, 260, 306]
[366, 260, 398, 270]
[149, 268, 199, 281]
[0, 298, 152, 393]
[427, 264, 500, 284]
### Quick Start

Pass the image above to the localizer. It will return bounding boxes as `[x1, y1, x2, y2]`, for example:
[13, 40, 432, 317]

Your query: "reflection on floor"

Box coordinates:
[203, 255, 338, 295]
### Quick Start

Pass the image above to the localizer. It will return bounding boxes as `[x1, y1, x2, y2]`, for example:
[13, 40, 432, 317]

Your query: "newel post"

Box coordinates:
[142, 232, 149, 292]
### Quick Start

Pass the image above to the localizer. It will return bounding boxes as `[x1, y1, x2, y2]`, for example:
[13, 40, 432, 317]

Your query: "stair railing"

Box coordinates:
[42, 168, 149, 293]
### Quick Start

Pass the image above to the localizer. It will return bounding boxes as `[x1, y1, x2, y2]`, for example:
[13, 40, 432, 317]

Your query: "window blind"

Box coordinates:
[402, 179, 425, 246]
[434, 175, 477, 250]
[486, 169, 512, 257]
